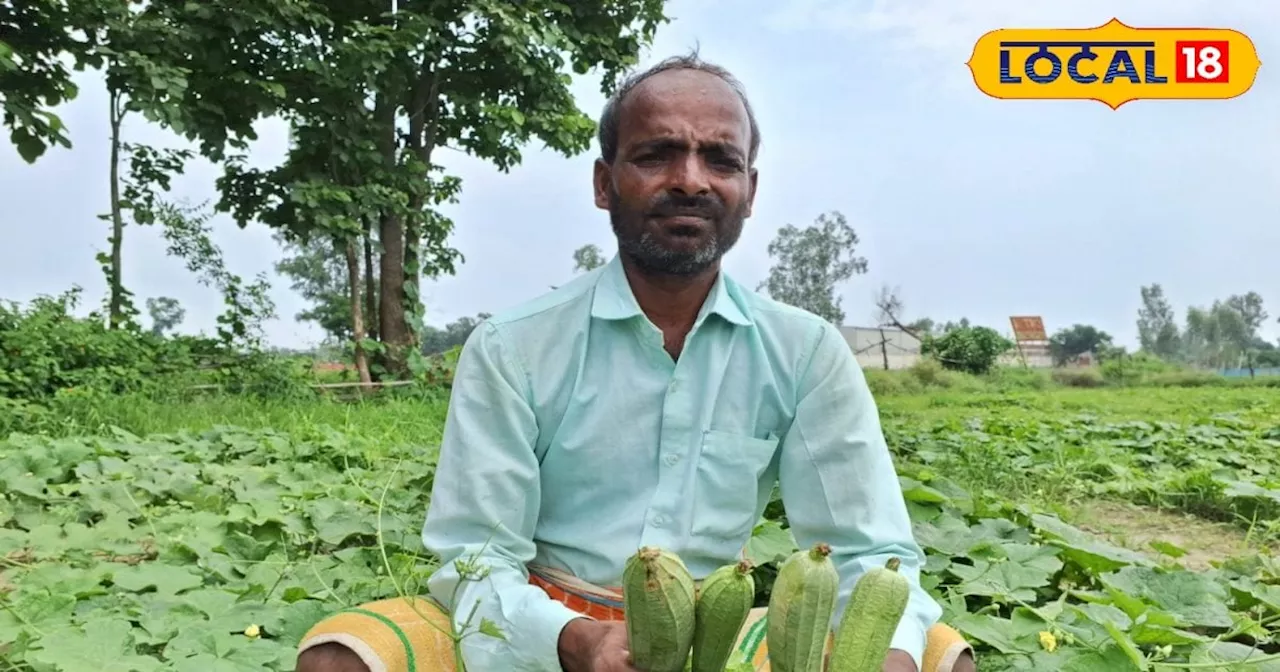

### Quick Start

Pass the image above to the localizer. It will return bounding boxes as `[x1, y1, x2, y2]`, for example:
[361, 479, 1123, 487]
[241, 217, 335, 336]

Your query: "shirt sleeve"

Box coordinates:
[776, 321, 942, 669]
[422, 321, 585, 671]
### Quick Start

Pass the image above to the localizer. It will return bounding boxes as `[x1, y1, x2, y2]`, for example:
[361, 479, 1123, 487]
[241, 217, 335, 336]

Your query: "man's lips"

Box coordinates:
[650, 214, 711, 236]
[654, 214, 710, 225]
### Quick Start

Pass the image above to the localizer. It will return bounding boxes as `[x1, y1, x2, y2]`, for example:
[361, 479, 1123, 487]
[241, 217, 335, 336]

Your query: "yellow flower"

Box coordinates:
[1038, 630, 1058, 652]
[244, 624, 261, 639]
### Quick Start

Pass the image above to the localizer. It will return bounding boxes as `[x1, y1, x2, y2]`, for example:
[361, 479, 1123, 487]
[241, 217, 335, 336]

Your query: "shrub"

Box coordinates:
[1100, 352, 1184, 386]
[920, 326, 1013, 375]
[0, 288, 312, 402]
[986, 366, 1052, 390]
[1051, 367, 1106, 388]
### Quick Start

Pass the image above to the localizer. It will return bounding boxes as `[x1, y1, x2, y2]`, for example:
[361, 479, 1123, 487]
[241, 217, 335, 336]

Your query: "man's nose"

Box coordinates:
[665, 152, 711, 195]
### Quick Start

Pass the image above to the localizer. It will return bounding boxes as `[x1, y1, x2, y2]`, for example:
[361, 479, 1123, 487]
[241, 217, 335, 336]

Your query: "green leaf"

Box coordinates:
[1031, 514, 1153, 574]
[478, 617, 507, 640]
[26, 621, 164, 671]
[1100, 566, 1234, 629]
[745, 520, 795, 566]
[111, 563, 205, 595]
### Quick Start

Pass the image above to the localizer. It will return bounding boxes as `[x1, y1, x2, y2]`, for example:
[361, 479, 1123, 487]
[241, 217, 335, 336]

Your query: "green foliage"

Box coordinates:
[0, 288, 200, 400]
[275, 231, 360, 341]
[1050, 367, 1106, 388]
[572, 244, 607, 273]
[0, 288, 310, 404]
[920, 325, 1013, 375]
[145, 297, 185, 336]
[1137, 283, 1182, 359]
[758, 211, 868, 325]
[0, 0, 96, 162]
[0, 426, 437, 671]
[1099, 351, 1182, 386]
[1139, 284, 1275, 372]
[1047, 324, 1113, 366]
[421, 314, 491, 356]
[198, 0, 670, 377]
[6, 387, 1280, 670]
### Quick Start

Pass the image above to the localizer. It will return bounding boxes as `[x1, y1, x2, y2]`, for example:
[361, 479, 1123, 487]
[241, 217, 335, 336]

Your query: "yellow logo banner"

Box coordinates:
[966, 18, 1261, 109]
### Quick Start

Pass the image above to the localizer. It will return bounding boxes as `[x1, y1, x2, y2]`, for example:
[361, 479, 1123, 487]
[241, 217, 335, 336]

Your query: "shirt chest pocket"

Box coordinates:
[690, 429, 780, 541]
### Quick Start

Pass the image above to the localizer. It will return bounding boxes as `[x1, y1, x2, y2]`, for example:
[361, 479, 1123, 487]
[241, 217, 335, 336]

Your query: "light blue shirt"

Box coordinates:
[423, 254, 940, 670]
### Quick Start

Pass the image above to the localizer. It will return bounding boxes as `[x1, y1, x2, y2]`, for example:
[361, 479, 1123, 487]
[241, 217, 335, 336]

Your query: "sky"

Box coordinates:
[2, 0, 1277, 350]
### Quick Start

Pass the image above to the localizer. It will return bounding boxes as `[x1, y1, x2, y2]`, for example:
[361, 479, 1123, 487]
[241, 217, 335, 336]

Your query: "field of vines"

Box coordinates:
[3, 385, 1280, 671]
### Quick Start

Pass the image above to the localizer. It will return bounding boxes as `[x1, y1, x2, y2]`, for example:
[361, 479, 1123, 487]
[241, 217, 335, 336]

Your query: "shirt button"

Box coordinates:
[663, 453, 679, 466]
[653, 514, 667, 527]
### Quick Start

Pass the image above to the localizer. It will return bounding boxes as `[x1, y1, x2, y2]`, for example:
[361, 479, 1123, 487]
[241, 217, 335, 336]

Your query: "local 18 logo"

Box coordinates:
[967, 18, 1261, 109]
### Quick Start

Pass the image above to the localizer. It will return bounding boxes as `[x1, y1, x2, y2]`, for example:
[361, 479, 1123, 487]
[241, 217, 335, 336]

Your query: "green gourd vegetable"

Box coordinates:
[692, 559, 756, 672]
[766, 543, 839, 672]
[622, 546, 697, 672]
[828, 557, 910, 672]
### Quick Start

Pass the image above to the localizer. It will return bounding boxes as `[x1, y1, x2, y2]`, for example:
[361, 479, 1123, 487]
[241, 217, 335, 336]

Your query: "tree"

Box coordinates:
[421, 313, 492, 355]
[198, 0, 669, 378]
[275, 232, 356, 342]
[759, 211, 868, 325]
[1048, 324, 1113, 366]
[0, 0, 96, 162]
[873, 285, 907, 329]
[145, 296, 184, 335]
[1181, 301, 1249, 369]
[1225, 291, 1268, 339]
[872, 285, 937, 337]
[573, 244, 606, 273]
[6, 2, 196, 328]
[1218, 292, 1268, 374]
[1137, 283, 1181, 358]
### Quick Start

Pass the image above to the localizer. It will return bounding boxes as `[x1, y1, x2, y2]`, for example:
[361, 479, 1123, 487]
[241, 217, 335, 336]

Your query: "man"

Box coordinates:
[297, 54, 975, 672]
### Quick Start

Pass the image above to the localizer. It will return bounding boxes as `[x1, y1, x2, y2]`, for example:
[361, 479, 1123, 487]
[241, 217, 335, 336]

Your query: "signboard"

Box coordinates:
[967, 18, 1261, 110]
[1009, 316, 1047, 342]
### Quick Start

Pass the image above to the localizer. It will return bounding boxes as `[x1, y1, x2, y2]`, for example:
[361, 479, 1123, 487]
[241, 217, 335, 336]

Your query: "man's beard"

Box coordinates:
[608, 185, 747, 277]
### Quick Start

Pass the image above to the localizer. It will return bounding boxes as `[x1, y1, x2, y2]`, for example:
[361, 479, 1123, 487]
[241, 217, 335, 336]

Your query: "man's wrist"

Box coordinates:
[556, 617, 597, 672]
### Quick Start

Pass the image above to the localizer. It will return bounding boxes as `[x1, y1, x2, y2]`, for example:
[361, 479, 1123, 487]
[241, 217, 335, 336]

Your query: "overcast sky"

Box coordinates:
[2, 0, 1277, 350]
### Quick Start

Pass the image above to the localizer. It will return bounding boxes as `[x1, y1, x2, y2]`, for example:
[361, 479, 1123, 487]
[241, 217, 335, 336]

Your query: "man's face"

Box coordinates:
[594, 69, 758, 278]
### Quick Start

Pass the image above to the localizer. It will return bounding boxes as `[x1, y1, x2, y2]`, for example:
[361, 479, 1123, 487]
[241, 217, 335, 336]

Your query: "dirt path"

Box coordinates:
[1069, 499, 1278, 570]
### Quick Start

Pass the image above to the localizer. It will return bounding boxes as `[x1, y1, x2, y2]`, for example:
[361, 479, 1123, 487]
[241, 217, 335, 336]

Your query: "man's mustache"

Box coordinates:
[646, 193, 724, 220]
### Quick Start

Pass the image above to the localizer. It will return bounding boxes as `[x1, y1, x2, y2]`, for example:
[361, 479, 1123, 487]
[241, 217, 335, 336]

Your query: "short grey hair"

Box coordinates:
[597, 50, 761, 166]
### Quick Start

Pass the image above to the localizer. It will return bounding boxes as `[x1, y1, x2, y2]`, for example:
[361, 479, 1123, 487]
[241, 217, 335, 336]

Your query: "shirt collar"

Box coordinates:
[590, 254, 753, 327]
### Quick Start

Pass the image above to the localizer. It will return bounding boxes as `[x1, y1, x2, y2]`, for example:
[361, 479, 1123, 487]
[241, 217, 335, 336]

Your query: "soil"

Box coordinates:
[1070, 499, 1279, 570]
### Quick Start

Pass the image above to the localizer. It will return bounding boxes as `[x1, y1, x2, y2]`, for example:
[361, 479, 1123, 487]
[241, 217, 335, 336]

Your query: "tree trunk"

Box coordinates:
[107, 89, 125, 329]
[343, 237, 373, 387]
[363, 216, 378, 342]
[403, 60, 440, 353]
[375, 92, 410, 377]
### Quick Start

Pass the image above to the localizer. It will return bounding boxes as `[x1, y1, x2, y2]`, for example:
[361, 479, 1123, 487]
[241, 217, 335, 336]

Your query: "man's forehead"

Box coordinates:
[618, 69, 751, 149]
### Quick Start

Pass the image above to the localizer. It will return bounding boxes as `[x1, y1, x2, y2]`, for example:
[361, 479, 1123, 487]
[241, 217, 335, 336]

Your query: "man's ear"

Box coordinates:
[593, 158, 611, 210]
[745, 167, 759, 218]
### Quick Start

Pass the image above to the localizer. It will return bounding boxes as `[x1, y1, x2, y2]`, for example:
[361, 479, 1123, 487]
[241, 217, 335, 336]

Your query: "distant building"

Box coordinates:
[838, 326, 922, 370]
[998, 340, 1054, 368]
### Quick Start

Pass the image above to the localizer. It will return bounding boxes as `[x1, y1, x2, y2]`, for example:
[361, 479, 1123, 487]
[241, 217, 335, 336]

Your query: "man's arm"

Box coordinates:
[775, 322, 942, 670]
[423, 322, 585, 671]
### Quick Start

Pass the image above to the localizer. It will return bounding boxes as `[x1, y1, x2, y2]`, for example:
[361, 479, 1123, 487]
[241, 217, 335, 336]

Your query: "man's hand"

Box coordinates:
[558, 618, 639, 672]
[882, 649, 918, 672]
[879, 647, 976, 672]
